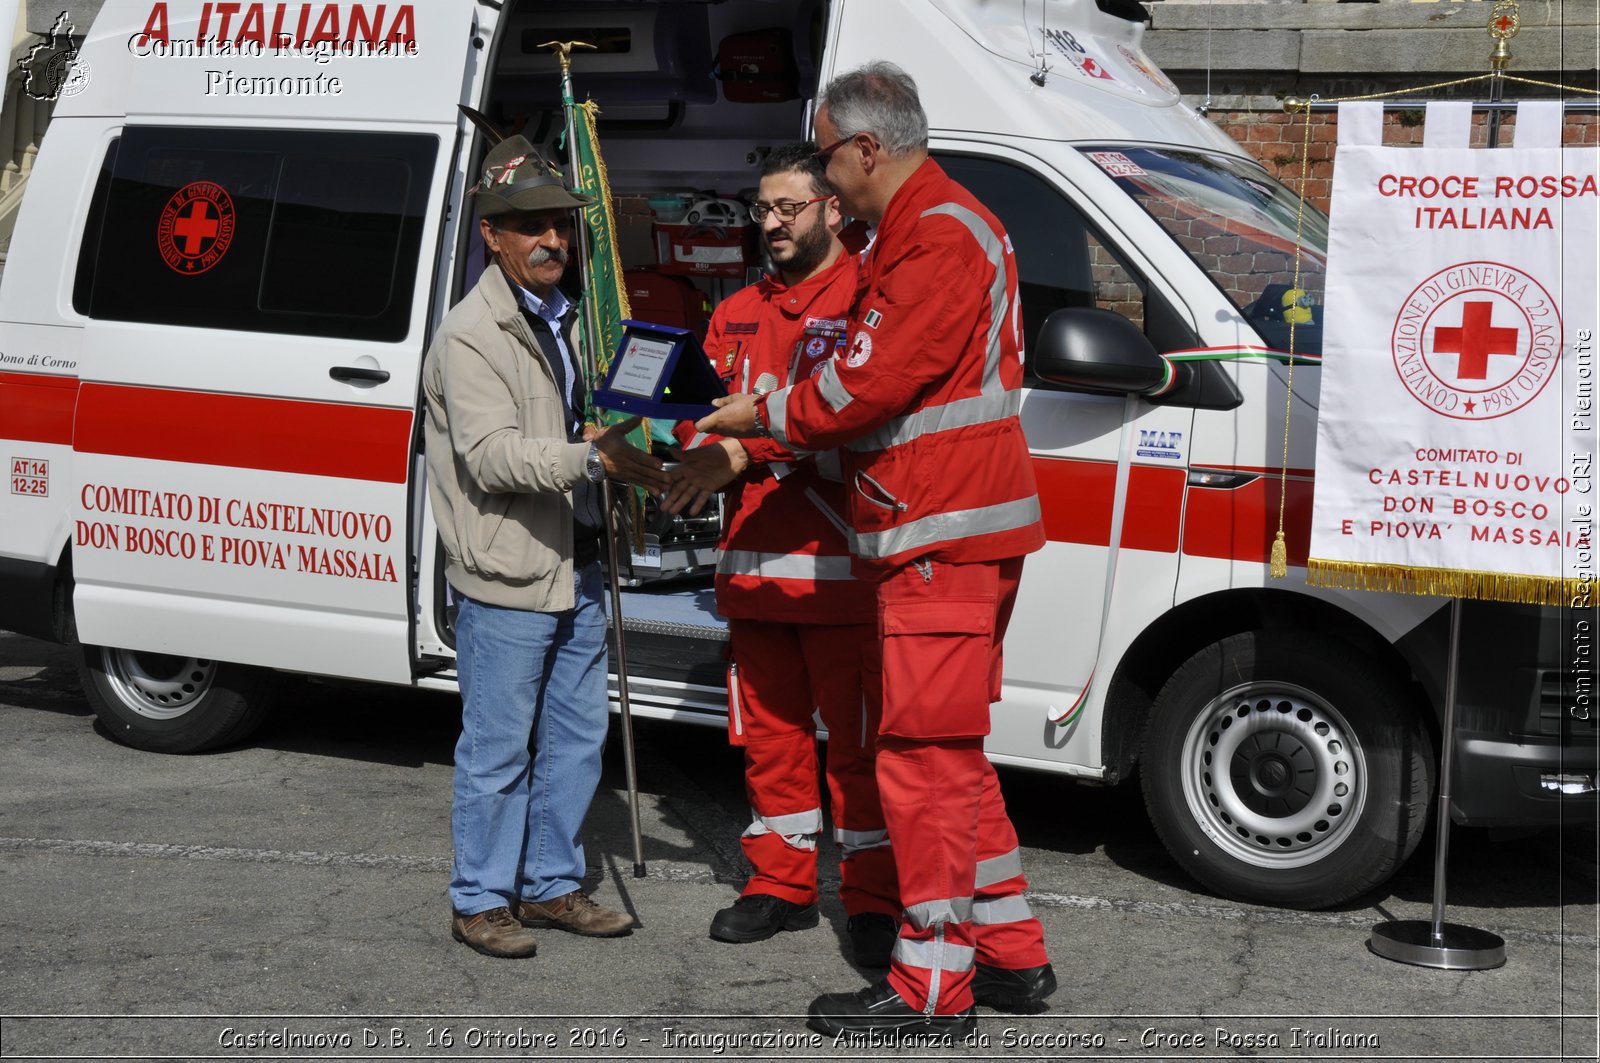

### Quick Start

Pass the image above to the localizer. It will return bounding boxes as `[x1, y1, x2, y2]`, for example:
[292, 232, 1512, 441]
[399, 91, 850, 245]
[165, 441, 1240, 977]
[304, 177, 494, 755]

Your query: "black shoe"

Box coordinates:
[972, 961, 1057, 1013]
[807, 978, 975, 1038]
[708, 893, 819, 944]
[846, 912, 898, 967]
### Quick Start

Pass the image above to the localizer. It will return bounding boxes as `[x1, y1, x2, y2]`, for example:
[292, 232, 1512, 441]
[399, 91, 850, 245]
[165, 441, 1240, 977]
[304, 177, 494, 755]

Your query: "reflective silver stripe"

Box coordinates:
[815, 358, 855, 414]
[923, 201, 1009, 397]
[975, 848, 1024, 888]
[925, 924, 945, 1015]
[892, 936, 976, 972]
[854, 495, 1041, 560]
[903, 897, 974, 929]
[842, 203, 1013, 458]
[749, 807, 822, 835]
[765, 385, 793, 450]
[687, 432, 712, 449]
[971, 895, 1035, 926]
[716, 550, 856, 582]
[834, 828, 890, 854]
[743, 807, 821, 851]
[814, 449, 844, 482]
[845, 389, 1021, 453]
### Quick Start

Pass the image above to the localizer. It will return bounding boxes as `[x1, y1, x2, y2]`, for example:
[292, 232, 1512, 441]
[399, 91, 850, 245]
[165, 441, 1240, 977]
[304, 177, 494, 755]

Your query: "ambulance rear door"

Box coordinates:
[68, 1, 480, 683]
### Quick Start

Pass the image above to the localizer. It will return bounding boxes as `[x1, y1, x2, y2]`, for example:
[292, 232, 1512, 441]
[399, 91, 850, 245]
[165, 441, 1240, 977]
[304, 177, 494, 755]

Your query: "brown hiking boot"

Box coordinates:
[451, 907, 538, 958]
[516, 890, 633, 938]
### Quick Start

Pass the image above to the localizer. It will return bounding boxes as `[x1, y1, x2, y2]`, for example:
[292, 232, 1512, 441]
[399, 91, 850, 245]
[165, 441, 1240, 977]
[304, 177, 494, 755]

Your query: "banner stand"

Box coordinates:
[1292, 4, 1596, 968]
[1367, 601, 1506, 970]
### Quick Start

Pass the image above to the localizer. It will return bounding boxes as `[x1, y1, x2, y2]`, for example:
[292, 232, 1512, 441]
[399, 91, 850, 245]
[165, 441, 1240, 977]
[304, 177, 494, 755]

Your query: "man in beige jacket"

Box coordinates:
[423, 136, 671, 958]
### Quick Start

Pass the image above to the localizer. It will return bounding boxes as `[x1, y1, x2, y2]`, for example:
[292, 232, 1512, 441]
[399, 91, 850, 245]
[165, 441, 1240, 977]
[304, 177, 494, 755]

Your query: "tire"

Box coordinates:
[1140, 629, 1433, 909]
[76, 644, 276, 753]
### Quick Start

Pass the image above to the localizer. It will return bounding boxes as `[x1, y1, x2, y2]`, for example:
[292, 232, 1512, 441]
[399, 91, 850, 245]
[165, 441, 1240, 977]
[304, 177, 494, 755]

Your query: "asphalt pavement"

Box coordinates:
[0, 631, 1595, 1062]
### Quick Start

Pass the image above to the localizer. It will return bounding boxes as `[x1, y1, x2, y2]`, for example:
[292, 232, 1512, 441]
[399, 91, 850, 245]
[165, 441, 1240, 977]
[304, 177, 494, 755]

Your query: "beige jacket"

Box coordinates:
[423, 263, 589, 611]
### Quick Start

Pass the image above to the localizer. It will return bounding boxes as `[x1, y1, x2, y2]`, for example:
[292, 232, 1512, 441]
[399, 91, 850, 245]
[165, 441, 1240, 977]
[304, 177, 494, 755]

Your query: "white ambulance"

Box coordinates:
[0, 0, 1589, 910]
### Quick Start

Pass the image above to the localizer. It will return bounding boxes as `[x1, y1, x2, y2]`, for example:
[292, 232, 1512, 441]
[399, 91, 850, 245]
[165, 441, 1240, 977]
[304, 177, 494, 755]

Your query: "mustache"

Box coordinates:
[527, 245, 569, 268]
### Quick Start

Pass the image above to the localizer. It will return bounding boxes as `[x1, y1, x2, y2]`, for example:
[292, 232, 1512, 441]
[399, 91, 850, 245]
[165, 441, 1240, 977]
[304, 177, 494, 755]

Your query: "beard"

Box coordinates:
[767, 209, 833, 277]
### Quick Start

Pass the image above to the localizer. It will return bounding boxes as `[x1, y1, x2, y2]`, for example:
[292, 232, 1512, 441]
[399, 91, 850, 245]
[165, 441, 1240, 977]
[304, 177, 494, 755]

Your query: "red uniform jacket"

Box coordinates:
[760, 159, 1045, 571]
[677, 253, 874, 624]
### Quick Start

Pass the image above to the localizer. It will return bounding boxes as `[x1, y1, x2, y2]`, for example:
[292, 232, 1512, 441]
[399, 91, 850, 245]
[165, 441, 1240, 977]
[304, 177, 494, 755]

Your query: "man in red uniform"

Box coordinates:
[668, 143, 900, 966]
[694, 62, 1057, 1037]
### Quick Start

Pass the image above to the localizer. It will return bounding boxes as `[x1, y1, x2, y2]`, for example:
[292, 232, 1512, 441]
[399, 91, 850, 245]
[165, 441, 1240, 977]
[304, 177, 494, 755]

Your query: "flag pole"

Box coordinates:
[545, 39, 648, 879]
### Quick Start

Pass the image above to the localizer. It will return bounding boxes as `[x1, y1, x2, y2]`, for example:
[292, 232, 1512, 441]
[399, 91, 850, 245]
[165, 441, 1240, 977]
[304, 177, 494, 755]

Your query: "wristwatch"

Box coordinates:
[584, 442, 605, 484]
[752, 400, 771, 439]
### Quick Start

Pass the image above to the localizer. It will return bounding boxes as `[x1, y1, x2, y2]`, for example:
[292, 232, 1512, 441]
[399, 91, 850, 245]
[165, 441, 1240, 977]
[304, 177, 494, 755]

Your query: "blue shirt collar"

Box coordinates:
[511, 280, 571, 324]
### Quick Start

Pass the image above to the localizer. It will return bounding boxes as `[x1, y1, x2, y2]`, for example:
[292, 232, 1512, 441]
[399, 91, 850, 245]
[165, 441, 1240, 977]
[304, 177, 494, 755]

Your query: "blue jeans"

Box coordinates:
[449, 562, 609, 914]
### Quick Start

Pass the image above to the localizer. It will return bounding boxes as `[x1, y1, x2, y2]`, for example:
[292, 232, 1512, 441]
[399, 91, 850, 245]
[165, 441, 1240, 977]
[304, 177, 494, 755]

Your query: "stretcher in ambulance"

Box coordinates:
[0, 0, 1589, 910]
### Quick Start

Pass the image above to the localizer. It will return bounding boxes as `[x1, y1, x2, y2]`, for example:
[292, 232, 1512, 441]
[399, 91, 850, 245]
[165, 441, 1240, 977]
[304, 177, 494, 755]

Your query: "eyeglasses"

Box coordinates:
[811, 135, 853, 166]
[747, 196, 831, 223]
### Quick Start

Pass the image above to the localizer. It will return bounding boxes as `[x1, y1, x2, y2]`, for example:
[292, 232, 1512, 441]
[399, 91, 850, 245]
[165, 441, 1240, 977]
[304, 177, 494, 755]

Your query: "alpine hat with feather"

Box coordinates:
[472, 135, 595, 217]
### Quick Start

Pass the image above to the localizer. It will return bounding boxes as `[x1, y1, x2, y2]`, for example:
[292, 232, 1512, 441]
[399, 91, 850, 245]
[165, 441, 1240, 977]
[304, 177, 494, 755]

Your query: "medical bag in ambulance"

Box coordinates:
[713, 28, 800, 103]
[624, 269, 712, 338]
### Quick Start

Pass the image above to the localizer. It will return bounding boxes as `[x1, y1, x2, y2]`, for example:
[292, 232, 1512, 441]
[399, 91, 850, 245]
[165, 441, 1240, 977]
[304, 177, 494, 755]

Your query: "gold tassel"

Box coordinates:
[1269, 531, 1288, 579]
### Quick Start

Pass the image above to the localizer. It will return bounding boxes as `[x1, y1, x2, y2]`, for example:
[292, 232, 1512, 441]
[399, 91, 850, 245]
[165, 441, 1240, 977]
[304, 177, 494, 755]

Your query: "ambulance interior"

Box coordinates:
[468, 1, 830, 316]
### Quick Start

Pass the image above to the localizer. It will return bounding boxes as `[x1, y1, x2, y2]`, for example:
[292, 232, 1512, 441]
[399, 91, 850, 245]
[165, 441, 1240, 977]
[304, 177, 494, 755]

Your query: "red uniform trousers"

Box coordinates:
[875, 557, 1050, 1015]
[728, 617, 899, 918]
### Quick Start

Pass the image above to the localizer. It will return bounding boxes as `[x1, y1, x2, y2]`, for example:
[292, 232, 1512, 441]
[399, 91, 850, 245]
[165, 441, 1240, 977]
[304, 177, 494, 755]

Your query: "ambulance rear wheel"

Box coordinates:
[1141, 629, 1433, 909]
[76, 645, 276, 753]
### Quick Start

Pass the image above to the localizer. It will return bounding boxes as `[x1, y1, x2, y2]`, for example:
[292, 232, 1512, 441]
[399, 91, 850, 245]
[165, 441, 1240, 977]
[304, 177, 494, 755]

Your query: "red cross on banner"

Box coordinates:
[1432, 301, 1520, 380]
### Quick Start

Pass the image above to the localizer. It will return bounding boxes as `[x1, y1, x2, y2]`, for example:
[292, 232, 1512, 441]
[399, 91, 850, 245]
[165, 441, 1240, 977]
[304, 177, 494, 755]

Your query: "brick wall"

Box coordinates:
[1209, 110, 1600, 214]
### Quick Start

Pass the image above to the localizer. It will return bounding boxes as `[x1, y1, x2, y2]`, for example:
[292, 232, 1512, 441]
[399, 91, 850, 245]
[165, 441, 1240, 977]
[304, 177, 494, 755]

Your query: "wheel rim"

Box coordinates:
[1179, 680, 1367, 870]
[100, 648, 217, 721]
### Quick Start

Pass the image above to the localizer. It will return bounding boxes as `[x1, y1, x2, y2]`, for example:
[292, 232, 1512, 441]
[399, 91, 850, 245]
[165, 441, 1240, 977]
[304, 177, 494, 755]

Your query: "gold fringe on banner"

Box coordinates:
[1306, 559, 1588, 607]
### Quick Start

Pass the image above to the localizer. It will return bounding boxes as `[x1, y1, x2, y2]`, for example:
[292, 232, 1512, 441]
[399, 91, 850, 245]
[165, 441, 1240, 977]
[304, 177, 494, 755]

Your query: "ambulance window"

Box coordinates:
[84, 128, 437, 341]
[260, 154, 415, 319]
[935, 153, 1151, 379]
[1080, 146, 1327, 356]
[72, 138, 120, 317]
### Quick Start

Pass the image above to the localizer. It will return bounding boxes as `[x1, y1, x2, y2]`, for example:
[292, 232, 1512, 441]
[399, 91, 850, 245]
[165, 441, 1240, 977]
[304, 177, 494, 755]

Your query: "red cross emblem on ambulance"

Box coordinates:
[157, 181, 237, 275]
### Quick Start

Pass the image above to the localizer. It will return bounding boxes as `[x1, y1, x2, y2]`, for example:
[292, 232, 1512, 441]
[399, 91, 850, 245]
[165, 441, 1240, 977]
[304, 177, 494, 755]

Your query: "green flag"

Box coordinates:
[568, 98, 657, 543]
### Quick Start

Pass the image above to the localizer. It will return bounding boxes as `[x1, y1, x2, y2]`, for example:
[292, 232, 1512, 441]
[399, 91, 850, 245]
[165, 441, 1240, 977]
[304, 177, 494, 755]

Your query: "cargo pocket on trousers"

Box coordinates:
[879, 596, 995, 740]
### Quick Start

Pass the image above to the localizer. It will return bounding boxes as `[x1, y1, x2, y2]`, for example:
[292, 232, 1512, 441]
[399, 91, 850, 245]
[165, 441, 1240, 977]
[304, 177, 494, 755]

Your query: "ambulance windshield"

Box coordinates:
[1082, 146, 1329, 356]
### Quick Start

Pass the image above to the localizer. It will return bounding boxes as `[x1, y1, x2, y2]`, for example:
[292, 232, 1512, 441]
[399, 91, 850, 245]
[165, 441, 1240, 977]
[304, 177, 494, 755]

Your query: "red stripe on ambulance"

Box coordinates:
[74, 382, 412, 483]
[1033, 457, 1185, 553]
[1183, 474, 1315, 566]
[0, 371, 78, 446]
[1034, 455, 1315, 566]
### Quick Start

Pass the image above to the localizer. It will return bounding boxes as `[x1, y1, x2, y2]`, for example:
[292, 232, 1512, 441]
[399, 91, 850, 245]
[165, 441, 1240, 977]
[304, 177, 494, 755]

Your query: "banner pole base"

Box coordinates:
[1368, 920, 1505, 970]
[1367, 599, 1504, 972]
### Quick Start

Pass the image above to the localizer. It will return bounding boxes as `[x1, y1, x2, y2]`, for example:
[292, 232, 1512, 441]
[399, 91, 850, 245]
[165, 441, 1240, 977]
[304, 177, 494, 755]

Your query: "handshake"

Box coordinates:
[590, 394, 764, 517]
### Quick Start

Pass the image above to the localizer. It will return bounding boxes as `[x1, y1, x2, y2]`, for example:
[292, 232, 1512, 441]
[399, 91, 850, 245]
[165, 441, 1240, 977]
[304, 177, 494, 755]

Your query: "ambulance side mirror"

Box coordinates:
[1032, 307, 1176, 395]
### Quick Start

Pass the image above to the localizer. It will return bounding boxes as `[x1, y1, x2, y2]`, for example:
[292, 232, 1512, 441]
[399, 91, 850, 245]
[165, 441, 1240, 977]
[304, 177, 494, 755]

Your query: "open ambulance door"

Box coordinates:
[67, 2, 480, 750]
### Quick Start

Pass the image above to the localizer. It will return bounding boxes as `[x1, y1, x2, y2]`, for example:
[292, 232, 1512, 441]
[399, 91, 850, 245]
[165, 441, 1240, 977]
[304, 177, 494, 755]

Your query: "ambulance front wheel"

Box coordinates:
[1140, 629, 1433, 910]
[76, 644, 276, 753]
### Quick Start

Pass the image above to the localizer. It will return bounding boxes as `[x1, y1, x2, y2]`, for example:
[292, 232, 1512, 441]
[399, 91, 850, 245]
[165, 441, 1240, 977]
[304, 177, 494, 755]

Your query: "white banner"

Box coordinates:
[1308, 102, 1597, 605]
